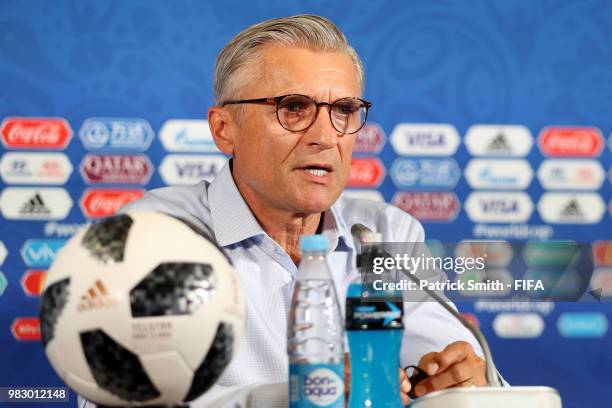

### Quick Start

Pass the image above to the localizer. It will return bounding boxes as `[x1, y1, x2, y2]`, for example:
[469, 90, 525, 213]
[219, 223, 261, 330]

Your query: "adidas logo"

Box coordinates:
[19, 193, 51, 215]
[77, 280, 118, 311]
[486, 133, 512, 154]
[560, 199, 584, 219]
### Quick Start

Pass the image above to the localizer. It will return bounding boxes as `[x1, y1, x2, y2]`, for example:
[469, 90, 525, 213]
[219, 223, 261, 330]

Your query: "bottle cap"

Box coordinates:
[299, 234, 328, 252]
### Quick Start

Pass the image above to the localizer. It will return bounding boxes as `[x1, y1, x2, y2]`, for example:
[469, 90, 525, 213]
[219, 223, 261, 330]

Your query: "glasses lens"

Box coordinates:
[277, 95, 317, 131]
[331, 98, 367, 134]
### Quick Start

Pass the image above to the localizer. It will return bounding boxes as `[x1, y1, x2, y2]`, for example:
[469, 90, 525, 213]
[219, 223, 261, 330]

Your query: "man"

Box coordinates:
[121, 14, 488, 406]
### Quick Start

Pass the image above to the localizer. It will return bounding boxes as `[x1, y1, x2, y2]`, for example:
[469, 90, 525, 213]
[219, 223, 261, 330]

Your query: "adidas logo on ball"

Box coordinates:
[77, 280, 118, 311]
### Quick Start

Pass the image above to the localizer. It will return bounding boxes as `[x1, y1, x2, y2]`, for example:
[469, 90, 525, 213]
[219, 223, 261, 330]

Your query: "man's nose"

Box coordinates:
[303, 104, 341, 148]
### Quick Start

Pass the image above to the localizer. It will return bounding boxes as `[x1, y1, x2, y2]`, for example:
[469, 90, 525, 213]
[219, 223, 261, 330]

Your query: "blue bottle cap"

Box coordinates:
[299, 234, 328, 252]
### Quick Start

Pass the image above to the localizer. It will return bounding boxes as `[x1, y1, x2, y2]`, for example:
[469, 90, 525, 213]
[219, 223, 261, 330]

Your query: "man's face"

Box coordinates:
[227, 44, 361, 216]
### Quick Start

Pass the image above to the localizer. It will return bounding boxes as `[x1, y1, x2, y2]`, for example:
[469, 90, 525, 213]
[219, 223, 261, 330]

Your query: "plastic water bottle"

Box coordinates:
[347, 237, 404, 408]
[288, 234, 345, 408]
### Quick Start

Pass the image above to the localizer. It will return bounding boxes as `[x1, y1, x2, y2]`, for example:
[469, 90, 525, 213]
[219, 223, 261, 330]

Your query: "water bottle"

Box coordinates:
[288, 234, 345, 408]
[347, 237, 404, 408]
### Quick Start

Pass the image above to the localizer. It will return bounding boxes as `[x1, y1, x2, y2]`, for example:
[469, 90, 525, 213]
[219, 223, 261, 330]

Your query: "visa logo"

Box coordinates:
[406, 132, 445, 146]
[480, 200, 518, 213]
[20, 239, 66, 267]
[175, 162, 219, 178]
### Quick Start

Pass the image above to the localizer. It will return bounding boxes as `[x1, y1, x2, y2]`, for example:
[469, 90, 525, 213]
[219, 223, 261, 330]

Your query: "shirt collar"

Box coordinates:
[208, 159, 355, 253]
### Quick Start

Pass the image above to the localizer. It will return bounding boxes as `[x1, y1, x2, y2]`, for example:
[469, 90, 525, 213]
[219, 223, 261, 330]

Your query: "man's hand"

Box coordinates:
[413, 341, 486, 398]
[399, 367, 411, 406]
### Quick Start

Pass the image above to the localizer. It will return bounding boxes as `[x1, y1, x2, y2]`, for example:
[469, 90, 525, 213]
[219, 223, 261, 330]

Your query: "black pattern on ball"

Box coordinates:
[39, 278, 70, 346]
[82, 214, 133, 263]
[184, 323, 234, 402]
[130, 263, 216, 317]
[80, 329, 160, 402]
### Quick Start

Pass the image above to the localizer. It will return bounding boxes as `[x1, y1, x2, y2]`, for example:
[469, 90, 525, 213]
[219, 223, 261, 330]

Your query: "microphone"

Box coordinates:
[349, 224, 562, 408]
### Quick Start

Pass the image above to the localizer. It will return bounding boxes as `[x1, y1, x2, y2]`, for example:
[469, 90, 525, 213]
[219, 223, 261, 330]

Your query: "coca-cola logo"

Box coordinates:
[348, 158, 385, 187]
[80, 154, 152, 184]
[538, 127, 603, 157]
[1, 118, 72, 149]
[80, 189, 144, 218]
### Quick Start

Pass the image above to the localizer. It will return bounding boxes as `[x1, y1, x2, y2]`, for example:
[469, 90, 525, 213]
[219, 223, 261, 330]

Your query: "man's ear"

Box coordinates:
[208, 106, 235, 155]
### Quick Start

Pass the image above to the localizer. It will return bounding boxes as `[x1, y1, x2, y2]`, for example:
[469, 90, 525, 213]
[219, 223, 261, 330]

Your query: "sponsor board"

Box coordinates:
[80, 189, 144, 218]
[11, 317, 41, 341]
[493, 313, 545, 338]
[79, 118, 154, 151]
[593, 241, 612, 266]
[390, 158, 460, 189]
[80, 154, 153, 184]
[0, 187, 72, 220]
[0, 117, 72, 149]
[348, 158, 385, 187]
[0, 271, 7, 296]
[591, 269, 612, 298]
[0, 152, 73, 185]
[464, 125, 533, 157]
[354, 122, 386, 154]
[0, 241, 6, 265]
[537, 192, 605, 224]
[454, 241, 513, 267]
[464, 159, 533, 190]
[389, 123, 460, 156]
[392, 191, 460, 222]
[537, 159, 605, 190]
[159, 119, 220, 153]
[557, 312, 608, 338]
[538, 127, 604, 157]
[522, 242, 580, 268]
[341, 189, 385, 202]
[465, 192, 533, 223]
[159, 154, 227, 185]
[21, 270, 46, 297]
[20, 239, 66, 268]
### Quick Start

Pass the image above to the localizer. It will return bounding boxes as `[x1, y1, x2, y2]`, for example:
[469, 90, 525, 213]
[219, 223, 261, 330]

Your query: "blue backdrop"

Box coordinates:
[0, 1, 611, 407]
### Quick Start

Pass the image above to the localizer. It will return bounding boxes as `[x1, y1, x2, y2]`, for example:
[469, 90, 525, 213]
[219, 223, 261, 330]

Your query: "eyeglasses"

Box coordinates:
[403, 365, 430, 399]
[222, 94, 372, 135]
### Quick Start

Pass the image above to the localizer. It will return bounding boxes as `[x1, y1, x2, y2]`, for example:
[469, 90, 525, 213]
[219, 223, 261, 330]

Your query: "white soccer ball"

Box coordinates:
[39, 211, 245, 406]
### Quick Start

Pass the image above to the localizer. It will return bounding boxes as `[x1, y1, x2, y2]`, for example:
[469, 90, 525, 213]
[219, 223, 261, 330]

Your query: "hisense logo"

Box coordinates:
[77, 280, 118, 311]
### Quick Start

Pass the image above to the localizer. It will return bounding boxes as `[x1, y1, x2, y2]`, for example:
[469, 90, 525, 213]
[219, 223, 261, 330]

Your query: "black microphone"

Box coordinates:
[349, 223, 501, 387]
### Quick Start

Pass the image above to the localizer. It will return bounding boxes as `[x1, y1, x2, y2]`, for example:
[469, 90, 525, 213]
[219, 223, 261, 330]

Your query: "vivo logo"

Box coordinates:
[159, 155, 227, 185]
[465, 159, 533, 190]
[79, 118, 154, 151]
[465, 192, 533, 223]
[557, 312, 608, 338]
[390, 124, 460, 156]
[20, 239, 66, 267]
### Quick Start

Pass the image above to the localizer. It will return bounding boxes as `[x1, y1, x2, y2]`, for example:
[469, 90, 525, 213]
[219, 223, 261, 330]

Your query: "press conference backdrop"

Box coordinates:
[1, 1, 611, 407]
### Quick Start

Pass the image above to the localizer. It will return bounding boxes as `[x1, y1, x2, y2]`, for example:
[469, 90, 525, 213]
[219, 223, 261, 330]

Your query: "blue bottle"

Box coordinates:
[347, 238, 404, 407]
[288, 235, 345, 408]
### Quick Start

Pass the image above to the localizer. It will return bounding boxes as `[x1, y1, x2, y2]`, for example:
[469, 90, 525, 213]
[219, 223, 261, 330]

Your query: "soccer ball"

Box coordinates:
[39, 212, 245, 406]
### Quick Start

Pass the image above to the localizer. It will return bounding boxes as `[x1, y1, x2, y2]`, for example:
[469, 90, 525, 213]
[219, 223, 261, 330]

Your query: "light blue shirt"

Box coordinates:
[84, 160, 485, 407]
